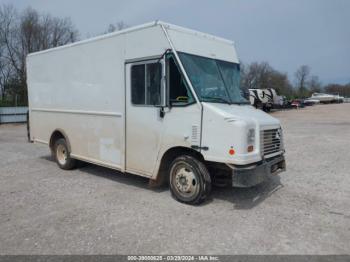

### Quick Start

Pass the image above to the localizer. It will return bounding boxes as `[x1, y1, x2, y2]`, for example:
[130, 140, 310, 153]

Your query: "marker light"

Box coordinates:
[229, 148, 235, 155]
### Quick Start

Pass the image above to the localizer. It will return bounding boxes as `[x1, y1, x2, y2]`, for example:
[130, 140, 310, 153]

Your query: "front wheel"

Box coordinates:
[169, 155, 211, 205]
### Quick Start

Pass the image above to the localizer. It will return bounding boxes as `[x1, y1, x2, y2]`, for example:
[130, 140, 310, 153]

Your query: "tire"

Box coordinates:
[54, 138, 77, 170]
[169, 155, 211, 205]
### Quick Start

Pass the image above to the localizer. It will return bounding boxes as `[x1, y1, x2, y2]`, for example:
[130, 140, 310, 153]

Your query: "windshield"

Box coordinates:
[178, 52, 248, 104]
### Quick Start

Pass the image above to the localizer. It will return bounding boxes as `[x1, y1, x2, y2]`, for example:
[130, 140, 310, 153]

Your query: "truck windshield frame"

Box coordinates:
[178, 52, 249, 105]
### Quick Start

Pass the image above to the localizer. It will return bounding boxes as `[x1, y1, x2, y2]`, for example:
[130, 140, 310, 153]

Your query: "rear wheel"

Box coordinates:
[169, 155, 211, 205]
[54, 138, 77, 170]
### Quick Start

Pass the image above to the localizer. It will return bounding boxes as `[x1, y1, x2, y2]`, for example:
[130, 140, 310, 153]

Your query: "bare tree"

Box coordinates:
[0, 5, 18, 101]
[309, 75, 322, 93]
[0, 60, 13, 100]
[0, 24, 4, 98]
[324, 83, 350, 97]
[240, 61, 294, 98]
[105, 20, 128, 33]
[269, 70, 294, 98]
[241, 62, 272, 90]
[294, 65, 310, 97]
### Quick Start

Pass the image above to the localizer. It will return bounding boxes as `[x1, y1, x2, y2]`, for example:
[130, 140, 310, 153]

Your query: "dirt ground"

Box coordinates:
[0, 103, 349, 254]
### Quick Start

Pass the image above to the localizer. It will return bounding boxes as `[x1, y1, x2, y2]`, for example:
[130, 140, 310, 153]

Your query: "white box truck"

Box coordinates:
[27, 21, 286, 204]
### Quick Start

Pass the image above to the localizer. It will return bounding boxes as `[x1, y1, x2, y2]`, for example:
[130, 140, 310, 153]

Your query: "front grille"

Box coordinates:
[261, 128, 283, 157]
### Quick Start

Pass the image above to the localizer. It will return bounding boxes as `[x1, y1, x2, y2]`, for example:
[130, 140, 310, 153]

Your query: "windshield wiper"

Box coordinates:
[201, 96, 232, 105]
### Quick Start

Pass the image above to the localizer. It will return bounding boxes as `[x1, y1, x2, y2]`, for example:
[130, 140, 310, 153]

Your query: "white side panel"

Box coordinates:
[27, 25, 170, 171]
[27, 35, 126, 112]
[165, 26, 239, 63]
[30, 111, 123, 168]
[27, 29, 126, 168]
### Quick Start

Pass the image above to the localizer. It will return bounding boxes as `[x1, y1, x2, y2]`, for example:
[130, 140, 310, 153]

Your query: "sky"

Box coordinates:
[1, 0, 349, 85]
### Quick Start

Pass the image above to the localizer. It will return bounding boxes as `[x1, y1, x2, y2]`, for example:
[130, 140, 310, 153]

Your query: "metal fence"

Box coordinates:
[0, 107, 28, 124]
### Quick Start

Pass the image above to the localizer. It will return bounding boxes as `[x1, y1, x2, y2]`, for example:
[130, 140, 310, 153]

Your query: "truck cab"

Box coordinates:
[152, 50, 286, 202]
[124, 45, 285, 204]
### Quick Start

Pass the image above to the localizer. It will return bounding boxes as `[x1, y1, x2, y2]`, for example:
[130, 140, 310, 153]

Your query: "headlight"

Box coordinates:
[247, 128, 255, 144]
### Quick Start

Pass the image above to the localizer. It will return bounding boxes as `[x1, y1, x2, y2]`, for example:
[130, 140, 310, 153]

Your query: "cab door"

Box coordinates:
[125, 59, 165, 176]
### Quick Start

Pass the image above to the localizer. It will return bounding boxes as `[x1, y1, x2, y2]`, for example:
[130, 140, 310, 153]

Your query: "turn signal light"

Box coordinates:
[247, 145, 254, 152]
[229, 148, 235, 155]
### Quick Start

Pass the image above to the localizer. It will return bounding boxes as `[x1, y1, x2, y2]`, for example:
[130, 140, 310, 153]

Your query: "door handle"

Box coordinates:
[159, 107, 165, 118]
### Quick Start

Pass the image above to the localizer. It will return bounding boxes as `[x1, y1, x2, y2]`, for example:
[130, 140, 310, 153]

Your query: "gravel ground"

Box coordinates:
[0, 103, 349, 255]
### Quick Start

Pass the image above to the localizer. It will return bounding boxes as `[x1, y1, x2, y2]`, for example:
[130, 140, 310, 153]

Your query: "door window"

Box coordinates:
[131, 62, 162, 106]
[168, 55, 194, 106]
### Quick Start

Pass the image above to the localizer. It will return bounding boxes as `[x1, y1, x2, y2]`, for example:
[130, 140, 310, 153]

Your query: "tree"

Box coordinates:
[240, 61, 294, 98]
[294, 65, 310, 97]
[105, 21, 128, 33]
[269, 70, 294, 98]
[241, 62, 272, 90]
[309, 75, 322, 93]
[324, 83, 350, 97]
[0, 5, 19, 101]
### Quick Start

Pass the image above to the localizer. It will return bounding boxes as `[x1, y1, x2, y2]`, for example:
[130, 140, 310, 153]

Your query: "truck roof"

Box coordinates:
[27, 21, 234, 58]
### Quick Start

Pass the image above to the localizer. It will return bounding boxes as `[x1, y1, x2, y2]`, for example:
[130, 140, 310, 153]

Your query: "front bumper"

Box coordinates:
[231, 155, 286, 187]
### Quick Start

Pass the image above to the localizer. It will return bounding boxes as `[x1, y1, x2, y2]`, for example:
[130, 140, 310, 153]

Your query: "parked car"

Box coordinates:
[291, 99, 305, 109]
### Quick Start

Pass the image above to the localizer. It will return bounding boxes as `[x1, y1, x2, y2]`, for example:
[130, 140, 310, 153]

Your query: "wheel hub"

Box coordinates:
[174, 167, 198, 195]
[56, 144, 68, 165]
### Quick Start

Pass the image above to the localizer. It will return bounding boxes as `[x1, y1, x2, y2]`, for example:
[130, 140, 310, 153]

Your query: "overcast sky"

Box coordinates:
[2, 0, 349, 85]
